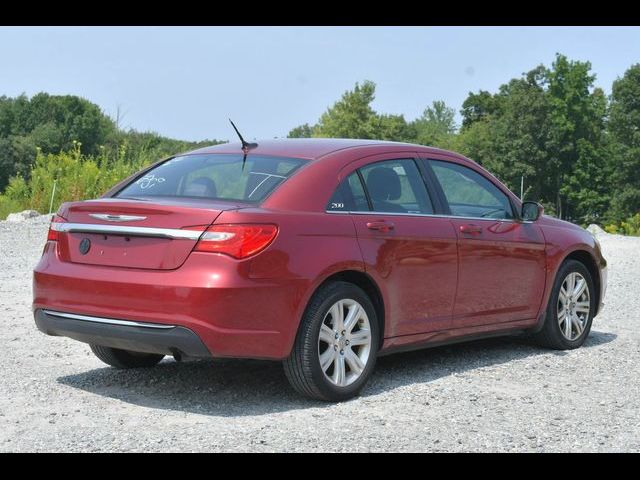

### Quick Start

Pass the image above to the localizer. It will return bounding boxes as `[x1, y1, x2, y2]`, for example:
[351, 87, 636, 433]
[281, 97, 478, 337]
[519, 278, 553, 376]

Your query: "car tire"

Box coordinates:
[90, 344, 165, 369]
[533, 259, 596, 350]
[283, 281, 380, 402]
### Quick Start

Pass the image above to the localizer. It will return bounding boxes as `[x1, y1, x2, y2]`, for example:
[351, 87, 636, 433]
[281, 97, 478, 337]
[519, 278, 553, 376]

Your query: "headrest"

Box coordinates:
[367, 167, 401, 201]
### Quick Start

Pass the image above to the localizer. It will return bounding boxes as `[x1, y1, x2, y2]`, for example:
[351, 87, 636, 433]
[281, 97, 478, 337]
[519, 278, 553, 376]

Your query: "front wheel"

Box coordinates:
[283, 281, 379, 401]
[533, 259, 595, 350]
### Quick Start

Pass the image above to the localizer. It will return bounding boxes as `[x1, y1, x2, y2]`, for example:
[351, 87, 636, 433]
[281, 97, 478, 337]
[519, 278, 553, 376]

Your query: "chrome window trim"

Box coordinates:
[42, 310, 176, 330]
[51, 222, 204, 240]
[324, 210, 531, 223]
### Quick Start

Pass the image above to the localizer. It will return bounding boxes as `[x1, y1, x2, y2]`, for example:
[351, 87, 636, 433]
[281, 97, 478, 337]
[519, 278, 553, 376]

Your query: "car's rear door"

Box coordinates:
[423, 157, 546, 327]
[327, 152, 458, 337]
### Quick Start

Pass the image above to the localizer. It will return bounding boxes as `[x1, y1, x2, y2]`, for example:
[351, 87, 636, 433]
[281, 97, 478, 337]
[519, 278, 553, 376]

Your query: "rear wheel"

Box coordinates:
[533, 259, 595, 350]
[283, 281, 379, 401]
[90, 344, 164, 369]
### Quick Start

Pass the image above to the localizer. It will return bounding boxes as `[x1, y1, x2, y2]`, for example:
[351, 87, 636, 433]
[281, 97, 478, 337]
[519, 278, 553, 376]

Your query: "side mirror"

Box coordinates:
[521, 201, 543, 222]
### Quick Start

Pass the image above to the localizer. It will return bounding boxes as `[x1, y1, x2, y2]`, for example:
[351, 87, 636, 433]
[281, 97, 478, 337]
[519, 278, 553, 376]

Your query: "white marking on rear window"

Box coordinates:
[247, 172, 287, 198]
[136, 174, 166, 190]
[250, 172, 287, 179]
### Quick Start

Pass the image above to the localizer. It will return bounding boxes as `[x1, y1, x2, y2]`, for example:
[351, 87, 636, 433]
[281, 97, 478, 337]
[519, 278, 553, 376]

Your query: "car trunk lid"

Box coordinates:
[56, 197, 241, 270]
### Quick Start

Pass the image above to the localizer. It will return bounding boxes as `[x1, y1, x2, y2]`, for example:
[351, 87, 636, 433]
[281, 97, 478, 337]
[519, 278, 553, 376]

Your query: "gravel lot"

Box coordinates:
[1, 215, 638, 452]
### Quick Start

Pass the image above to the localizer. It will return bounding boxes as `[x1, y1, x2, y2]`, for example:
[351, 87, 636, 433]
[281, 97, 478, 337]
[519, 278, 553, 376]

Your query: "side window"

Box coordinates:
[326, 172, 368, 212]
[430, 160, 514, 219]
[360, 159, 433, 214]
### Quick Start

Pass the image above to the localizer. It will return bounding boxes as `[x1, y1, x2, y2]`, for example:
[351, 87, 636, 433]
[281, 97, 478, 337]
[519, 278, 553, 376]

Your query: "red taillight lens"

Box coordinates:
[193, 224, 278, 259]
[47, 215, 65, 242]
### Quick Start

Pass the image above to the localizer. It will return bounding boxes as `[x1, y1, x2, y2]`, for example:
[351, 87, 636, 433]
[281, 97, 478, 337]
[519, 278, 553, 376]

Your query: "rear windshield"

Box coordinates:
[115, 154, 305, 203]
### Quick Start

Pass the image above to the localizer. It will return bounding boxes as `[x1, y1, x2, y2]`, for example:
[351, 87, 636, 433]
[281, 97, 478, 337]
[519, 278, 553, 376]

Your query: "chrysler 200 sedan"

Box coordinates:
[33, 139, 607, 401]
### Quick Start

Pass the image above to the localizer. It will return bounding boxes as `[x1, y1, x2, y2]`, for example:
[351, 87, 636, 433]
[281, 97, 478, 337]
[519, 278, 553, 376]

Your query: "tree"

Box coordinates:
[411, 100, 457, 148]
[545, 55, 607, 220]
[607, 64, 640, 220]
[288, 123, 313, 138]
[456, 54, 608, 222]
[457, 67, 551, 200]
[0, 92, 223, 194]
[0, 135, 37, 189]
[290, 80, 419, 142]
[313, 81, 379, 139]
[460, 90, 501, 128]
[562, 139, 612, 224]
[0, 93, 117, 191]
[370, 113, 414, 142]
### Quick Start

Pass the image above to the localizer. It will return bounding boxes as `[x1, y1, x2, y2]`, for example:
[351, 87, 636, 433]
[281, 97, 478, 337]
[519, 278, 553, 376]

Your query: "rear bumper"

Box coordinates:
[33, 241, 310, 360]
[35, 309, 211, 359]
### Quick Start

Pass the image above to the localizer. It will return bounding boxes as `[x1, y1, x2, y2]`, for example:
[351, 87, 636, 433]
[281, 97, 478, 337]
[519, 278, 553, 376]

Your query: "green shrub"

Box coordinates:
[0, 196, 26, 220]
[0, 142, 153, 219]
[605, 213, 640, 236]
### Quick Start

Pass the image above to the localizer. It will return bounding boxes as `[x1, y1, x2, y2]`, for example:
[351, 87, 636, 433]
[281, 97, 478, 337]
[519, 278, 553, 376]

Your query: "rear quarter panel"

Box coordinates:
[216, 208, 366, 356]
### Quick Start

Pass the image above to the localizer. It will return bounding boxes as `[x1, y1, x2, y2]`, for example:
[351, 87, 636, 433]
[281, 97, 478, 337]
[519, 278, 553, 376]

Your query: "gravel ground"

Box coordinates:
[1, 216, 638, 452]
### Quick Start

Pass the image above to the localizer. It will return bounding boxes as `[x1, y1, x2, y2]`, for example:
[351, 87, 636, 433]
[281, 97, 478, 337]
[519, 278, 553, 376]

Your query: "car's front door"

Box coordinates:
[425, 158, 546, 328]
[327, 153, 458, 338]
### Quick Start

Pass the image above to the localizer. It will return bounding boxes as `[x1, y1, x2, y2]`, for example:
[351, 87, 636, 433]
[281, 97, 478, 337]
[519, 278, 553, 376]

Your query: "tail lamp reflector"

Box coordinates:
[47, 215, 65, 241]
[192, 224, 278, 259]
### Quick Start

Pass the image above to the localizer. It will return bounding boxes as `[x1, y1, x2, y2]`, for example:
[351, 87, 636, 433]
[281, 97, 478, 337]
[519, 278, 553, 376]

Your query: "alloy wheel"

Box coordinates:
[557, 272, 591, 341]
[318, 299, 372, 387]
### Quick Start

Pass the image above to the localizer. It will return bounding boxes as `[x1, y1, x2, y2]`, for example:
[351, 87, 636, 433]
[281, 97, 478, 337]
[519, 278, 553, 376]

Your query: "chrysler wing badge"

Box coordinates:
[88, 214, 147, 222]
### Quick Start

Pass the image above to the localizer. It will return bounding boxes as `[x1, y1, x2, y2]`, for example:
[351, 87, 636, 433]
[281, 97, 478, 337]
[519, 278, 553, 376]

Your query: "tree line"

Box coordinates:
[0, 92, 223, 218]
[0, 92, 220, 193]
[289, 54, 640, 227]
[0, 53, 639, 230]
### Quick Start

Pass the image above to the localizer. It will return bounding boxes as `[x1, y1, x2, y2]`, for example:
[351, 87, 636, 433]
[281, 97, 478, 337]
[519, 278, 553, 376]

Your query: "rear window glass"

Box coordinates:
[115, 154, 305, 203]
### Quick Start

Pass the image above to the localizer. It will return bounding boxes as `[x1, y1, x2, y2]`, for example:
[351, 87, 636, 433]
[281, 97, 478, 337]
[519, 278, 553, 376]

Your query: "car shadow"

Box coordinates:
[57, 330, 617, 417]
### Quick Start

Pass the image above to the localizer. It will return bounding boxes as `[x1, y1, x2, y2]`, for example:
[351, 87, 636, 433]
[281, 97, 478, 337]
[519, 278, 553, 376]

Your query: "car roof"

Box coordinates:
[186, 138, 455, 161]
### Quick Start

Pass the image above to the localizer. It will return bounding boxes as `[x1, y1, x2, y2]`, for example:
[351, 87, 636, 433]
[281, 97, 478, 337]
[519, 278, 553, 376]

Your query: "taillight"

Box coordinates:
[192, 224, 278, 259]
[47, 215, 65, 242]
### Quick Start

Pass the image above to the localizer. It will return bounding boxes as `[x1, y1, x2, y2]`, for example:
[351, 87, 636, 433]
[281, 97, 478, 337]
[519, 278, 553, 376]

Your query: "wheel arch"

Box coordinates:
[531, 246, 602, 335]
[308, 270, 386, 349]
[563, 249, 601, 313]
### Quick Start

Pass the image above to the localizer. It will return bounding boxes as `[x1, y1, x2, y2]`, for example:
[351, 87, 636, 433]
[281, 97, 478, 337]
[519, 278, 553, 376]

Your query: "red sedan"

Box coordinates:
[33, 139, 607, 401]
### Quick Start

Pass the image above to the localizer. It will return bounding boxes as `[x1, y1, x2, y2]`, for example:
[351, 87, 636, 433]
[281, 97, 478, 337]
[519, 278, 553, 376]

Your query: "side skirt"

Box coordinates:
[379, 319, 536, 357]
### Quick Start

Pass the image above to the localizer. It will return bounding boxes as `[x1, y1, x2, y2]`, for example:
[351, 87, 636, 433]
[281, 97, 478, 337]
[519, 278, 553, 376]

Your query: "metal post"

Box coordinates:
[520, 176, 524, 200]
[49, 180, 57, 215]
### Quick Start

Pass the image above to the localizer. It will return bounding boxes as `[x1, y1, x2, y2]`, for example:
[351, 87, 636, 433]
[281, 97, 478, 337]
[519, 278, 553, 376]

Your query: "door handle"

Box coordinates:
[459, 224, 483, 234]
[366, 221, 395, 233]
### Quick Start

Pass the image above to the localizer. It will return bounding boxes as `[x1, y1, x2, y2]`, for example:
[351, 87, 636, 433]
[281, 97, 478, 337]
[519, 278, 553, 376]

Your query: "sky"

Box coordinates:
[1, 26, 639, 142]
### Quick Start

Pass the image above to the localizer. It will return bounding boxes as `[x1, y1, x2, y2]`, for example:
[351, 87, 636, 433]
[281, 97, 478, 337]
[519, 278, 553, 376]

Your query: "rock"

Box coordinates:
[586, 224, 607, 236]
[5, 210, 41, 222]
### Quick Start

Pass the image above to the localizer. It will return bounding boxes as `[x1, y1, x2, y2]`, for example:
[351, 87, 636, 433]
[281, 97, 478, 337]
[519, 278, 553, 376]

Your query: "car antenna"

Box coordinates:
[229, 119, 258, 171]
